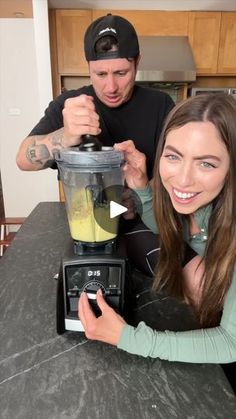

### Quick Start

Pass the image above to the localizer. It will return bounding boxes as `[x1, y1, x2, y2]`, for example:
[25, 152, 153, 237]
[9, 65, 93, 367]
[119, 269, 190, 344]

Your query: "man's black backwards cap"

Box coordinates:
[84, 14, 140, 61]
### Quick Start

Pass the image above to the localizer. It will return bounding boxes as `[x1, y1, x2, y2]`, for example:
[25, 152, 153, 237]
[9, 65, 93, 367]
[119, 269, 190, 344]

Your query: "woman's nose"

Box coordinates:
[177, 163, 194, 187]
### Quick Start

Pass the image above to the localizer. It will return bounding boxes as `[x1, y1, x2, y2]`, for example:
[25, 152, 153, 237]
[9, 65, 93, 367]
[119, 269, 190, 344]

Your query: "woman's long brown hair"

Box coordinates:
[152, 93, 236, 327]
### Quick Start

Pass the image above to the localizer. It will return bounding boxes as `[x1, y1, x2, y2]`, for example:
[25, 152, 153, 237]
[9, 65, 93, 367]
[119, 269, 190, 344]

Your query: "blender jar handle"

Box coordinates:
[53, 150, 62, 161]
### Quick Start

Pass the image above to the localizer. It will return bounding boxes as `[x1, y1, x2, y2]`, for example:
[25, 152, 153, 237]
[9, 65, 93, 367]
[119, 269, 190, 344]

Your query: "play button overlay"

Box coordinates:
[91, 185, 143, 237]
[110, 201, 128, 218]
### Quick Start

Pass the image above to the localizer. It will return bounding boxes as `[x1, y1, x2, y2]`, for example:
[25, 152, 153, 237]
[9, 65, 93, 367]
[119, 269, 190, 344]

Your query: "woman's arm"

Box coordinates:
[134, 185, 158, 233]
[79, 266, 236, 364]
[118, 269, 236, 364]
[114, 141, 157, 233]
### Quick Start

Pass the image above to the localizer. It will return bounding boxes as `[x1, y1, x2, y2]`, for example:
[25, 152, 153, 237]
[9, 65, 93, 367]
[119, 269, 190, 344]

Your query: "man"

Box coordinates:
[16, 14, 174, 274]
[16, 14, 173, 177]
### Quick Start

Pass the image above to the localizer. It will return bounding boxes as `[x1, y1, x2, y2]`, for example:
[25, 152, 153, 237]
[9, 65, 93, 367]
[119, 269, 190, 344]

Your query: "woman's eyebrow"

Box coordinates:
[194, 155, 221, 162]
[163, 145, 221, 161]
[163, 145, 183, 156]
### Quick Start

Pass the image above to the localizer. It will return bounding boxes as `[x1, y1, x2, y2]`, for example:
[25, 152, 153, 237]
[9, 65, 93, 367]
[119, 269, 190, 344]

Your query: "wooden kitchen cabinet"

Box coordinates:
[92, 10, 189, 36]
[49, 9, 189, 96]
[49, 9, 236, 97]
[218, 12, 236, 74]
[188, 12, 221, 74]
[52, 9, 188, 80]
[55, 9, 92, 75]
[189, 11, 236, 76]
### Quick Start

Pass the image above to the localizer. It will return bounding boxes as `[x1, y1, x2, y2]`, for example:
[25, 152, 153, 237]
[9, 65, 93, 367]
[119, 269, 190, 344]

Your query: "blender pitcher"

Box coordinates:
[55, 146, 124, 245]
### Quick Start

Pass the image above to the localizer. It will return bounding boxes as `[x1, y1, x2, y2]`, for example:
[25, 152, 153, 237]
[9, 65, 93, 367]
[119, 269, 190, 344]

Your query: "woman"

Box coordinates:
[79, 93, 236, 364]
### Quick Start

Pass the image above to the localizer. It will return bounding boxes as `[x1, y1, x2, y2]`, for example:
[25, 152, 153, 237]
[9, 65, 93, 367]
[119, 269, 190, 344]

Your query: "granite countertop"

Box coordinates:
[0, 202, 236, 419]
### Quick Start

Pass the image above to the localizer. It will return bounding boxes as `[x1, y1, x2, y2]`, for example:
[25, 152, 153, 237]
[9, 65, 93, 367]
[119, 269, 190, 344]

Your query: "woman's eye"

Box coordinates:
[164, 154, 179, 161]
[201, 161, 216, 169]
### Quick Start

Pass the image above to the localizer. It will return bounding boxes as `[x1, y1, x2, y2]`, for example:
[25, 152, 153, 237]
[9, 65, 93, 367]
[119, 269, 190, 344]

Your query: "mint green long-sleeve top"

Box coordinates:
[118, 185, 236, 363]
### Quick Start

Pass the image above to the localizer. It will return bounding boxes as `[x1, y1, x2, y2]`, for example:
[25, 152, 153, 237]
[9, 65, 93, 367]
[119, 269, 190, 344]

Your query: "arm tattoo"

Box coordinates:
[51, 130, 64, 146]
[26, 143, 50, 166]
[26, 129, 64, 168]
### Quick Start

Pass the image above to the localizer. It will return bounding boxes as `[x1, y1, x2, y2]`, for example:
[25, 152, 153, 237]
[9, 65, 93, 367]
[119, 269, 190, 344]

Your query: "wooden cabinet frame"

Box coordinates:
[49, 9, 236, 98]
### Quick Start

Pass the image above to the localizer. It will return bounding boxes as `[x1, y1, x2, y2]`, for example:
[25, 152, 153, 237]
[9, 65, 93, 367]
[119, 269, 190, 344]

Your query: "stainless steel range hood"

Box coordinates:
[136, 36, 196, 83]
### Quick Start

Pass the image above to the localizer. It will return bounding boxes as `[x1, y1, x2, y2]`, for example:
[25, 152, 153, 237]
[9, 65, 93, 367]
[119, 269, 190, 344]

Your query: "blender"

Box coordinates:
[55, 137, 127, 333]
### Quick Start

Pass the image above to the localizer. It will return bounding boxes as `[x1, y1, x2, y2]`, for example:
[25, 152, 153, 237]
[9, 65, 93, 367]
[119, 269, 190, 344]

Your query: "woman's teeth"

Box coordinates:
[174, 189, 197, 199]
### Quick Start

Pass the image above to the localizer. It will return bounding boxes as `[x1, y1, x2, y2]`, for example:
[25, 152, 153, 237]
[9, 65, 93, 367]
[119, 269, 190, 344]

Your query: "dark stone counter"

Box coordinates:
[0, 202, 235, 419]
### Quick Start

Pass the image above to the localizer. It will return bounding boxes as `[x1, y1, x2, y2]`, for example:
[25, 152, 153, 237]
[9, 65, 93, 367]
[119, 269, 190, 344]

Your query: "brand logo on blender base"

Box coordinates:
[110, 201, 128, 219]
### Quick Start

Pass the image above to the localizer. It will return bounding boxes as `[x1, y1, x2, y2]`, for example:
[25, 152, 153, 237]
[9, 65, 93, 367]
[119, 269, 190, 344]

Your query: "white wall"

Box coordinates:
[0, 1, 58, 218]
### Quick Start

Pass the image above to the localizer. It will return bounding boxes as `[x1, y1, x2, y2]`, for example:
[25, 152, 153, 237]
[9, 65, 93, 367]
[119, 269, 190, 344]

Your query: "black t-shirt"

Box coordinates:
[29, 84, 174, 178]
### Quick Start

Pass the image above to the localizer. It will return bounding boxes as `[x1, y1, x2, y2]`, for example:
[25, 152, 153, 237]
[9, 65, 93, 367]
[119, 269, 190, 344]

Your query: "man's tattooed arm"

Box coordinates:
[16, 128, 65, 171]
[26, 129, 64, 168]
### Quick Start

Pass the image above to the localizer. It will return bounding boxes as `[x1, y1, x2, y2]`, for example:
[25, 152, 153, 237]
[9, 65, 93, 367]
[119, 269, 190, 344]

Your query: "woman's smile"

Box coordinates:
[172, 188, 200, 203]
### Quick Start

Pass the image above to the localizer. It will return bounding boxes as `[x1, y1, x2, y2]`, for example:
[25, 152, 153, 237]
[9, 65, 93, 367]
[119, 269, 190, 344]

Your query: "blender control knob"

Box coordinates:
[84, 281, 105, 295]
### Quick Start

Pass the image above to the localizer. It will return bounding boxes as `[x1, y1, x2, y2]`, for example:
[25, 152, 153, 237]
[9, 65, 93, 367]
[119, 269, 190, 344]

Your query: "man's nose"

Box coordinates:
[106, 75, 118, 91]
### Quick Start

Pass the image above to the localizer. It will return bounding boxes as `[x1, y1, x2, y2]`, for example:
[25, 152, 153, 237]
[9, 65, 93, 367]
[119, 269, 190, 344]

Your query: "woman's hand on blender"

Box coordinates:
[62, 95, 101, 147]
[78, 290, 126, 346]
[121, 187, 136, 220]
[114, 140, 149, 190]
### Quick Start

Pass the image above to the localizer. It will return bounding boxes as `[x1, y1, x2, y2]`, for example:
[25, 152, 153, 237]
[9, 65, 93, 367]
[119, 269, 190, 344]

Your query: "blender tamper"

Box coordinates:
[79, 134, 102, 152]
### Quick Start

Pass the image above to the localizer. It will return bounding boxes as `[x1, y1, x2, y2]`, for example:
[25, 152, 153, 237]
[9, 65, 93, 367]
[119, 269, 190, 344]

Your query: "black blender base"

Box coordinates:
[56, 269, 65, 335]
[56, 238, 127, 334]
[56, 263, 105, 334]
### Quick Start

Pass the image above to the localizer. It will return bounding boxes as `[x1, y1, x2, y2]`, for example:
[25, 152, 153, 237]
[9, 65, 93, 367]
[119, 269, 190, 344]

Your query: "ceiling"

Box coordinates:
[48, 0, 236, 11]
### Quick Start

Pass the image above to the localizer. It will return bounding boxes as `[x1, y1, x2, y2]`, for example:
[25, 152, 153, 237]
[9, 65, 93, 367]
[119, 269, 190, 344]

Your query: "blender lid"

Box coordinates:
[55, 147, 124, 168]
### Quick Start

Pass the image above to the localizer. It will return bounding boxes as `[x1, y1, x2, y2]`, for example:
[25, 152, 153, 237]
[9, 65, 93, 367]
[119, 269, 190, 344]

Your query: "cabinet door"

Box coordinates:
[188, 12, 221, 74]
[218, 12, 236, 74]
[56, 10, 92, 75]
[92, 10, 189, 36]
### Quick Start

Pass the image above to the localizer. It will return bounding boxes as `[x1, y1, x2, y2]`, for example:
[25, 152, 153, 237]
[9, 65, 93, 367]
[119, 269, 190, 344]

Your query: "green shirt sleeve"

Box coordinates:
[135, 184, 158, 233]
[118, 268, 236, 364]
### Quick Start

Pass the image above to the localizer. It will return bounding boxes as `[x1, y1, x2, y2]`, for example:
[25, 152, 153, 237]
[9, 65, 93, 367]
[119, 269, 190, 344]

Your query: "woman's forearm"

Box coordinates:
[134, 184, 158, 233]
